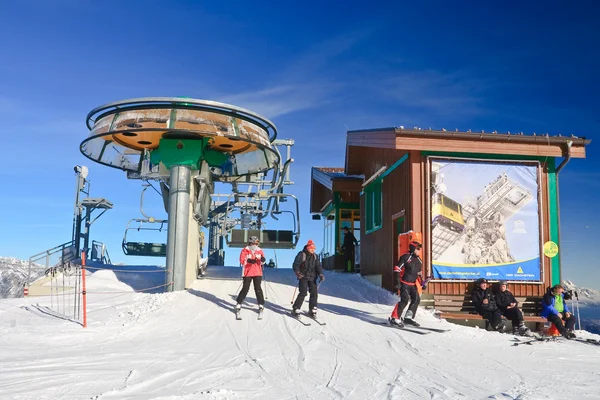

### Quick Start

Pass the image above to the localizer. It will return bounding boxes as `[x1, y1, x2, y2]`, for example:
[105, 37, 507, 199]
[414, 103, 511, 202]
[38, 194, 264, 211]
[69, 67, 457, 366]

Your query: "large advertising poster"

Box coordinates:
[430, 159, 541, 281]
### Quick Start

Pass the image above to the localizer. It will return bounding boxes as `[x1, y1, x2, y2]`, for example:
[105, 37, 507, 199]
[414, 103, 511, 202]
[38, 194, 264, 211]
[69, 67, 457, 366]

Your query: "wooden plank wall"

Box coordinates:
[357, 148, 411, 290]
[310, 180, 333, 214]
[426, 160, 553, 297]
[338, 190, 360, 204]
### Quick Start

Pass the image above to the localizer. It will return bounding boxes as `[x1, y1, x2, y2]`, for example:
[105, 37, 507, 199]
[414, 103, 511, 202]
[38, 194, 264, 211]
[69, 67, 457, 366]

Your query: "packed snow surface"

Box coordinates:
[1, 266, 599, 400]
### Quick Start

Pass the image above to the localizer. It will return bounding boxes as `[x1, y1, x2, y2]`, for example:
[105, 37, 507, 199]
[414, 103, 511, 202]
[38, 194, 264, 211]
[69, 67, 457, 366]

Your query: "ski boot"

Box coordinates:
[495, 320, 507, 333]
[403, 311, 420, 327]
[235, 303, 242, 320]
[388, 317, 405, 328]
[291, 308, 301, 318]
[564, 330, 577, 339]
[258, 305, 264, 320]
[308, 307, 317, 318]
[517, 323, 532, 336]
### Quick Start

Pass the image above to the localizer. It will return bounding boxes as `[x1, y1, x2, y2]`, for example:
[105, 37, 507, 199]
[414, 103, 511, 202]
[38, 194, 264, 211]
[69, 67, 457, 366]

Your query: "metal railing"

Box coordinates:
[91, 240, 111, 264]
[28, 240, 76, 285]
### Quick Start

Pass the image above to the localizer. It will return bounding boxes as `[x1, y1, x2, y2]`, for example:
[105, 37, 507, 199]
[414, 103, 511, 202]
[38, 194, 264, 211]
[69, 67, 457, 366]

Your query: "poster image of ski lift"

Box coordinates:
[429, 158, 540, 282]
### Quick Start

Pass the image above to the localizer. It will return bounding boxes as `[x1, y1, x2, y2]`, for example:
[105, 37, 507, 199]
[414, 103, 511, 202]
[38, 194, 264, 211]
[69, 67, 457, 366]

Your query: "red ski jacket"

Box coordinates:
[239, 246, 265, 277]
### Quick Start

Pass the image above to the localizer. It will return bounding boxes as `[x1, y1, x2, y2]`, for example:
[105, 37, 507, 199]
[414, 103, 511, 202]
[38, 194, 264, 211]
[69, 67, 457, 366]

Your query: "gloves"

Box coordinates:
[319, 274, 325, 282]
[247, 259, 257, 264]
[295, 271, 304, 279]
[261, 256, 266, 263]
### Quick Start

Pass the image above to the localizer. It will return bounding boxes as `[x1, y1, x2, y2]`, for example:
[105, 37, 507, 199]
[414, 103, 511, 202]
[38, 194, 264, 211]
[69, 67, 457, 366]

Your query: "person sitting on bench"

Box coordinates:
[495, 280, 531, 336]
[471, 278, 505, 332]
[541, 284, 576, 339]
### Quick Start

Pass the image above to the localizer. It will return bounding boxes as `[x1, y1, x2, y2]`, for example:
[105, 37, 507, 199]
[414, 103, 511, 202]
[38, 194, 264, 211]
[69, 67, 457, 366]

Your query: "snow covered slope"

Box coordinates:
[1, 267, 599, 400]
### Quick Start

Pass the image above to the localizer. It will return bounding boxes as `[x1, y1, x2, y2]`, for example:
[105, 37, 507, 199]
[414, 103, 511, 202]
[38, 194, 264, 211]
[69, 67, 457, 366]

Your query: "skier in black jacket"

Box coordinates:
[292, 239, 325, 318]
[341, 227, 359, 273]
[495, 281, 531, 336]
[389, 241, 423, 327]
[472, 278, 505, 332]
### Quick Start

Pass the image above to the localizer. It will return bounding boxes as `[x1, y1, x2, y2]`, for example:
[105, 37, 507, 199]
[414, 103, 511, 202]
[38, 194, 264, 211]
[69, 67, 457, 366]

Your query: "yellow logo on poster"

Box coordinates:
[517, 267, 524, 274]
[543, 241, 559, 258]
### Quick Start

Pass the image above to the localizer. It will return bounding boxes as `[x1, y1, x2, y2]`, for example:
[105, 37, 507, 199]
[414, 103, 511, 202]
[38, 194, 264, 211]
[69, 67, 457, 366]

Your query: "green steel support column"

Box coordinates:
[547, 158, 561, 286]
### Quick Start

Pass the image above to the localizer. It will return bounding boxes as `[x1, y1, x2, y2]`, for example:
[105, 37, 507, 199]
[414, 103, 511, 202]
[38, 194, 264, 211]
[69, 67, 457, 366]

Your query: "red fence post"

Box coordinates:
[81, 251, 87, 328]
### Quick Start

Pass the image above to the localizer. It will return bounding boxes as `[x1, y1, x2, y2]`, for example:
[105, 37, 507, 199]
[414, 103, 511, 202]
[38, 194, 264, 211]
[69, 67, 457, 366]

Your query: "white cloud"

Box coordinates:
[220, 84, 340, 119]
[380, 69, 488, 119]
[217, 31, 371, 119]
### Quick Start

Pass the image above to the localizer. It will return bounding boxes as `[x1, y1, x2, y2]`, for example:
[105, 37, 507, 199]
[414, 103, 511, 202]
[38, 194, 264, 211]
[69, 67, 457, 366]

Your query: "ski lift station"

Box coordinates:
[25, 97, 299, 295]
[310, 127, 591, 306]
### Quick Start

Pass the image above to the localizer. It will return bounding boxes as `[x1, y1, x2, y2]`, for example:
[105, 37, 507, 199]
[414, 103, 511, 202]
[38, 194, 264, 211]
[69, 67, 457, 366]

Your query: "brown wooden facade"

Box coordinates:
[311, 127, 591, 296]
[310, 167, 364, 270]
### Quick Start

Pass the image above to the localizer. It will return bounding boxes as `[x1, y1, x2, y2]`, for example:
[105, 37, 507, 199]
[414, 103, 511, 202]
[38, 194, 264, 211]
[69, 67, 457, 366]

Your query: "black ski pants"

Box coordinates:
[479, 309, 503, 330]
[502, 307, 524, 327]
[236, 276, 264, 306]
[546, 312, 576, 335]
[343, 247, 355, 272]
[397, 283, 420, 319]
[293, 278, 318, 311]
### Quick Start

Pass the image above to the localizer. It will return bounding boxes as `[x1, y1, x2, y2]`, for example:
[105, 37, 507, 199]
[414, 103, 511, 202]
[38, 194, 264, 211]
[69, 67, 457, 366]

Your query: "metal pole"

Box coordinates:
[165, 165, 191, 291]
[286, 144, 291, 183]
[262, 264, 268, 300]
[72, 169, 85, 253]
[82, 252, 87, 328]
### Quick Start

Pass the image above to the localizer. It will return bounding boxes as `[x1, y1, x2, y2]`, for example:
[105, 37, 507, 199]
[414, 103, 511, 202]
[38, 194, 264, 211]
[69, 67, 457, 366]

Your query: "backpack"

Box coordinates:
[297, 251, 308, 274]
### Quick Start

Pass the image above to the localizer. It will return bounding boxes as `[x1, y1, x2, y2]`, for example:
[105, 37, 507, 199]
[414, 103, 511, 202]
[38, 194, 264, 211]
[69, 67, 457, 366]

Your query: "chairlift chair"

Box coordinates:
[223, 192, 300, 249]
[122, 218, 168, 257]
[122, 183, 168, 257]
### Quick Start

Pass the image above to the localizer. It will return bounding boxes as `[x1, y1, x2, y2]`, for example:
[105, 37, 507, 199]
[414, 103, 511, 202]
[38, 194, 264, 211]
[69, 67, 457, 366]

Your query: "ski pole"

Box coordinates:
[234, 280, 243, 295]
[291, 287, 297, 304]
[575, 291, 581, 331]
[262, 264, 268, 300]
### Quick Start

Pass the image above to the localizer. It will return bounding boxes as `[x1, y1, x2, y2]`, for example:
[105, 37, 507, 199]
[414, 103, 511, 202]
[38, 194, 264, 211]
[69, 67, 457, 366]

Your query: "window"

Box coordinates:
[364, 180, 382, 234]
[443, 196, 460, 212]
[322, 213, 335, 257]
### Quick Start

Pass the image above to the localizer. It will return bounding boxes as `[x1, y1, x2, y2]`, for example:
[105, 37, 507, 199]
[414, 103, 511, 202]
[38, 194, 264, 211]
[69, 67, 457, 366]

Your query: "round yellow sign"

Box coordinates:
[544, 241, 559, 258]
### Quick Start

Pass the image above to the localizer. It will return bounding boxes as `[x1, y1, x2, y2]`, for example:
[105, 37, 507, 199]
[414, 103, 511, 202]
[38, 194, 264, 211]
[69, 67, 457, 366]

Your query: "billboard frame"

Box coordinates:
[425, 156, 545, 284]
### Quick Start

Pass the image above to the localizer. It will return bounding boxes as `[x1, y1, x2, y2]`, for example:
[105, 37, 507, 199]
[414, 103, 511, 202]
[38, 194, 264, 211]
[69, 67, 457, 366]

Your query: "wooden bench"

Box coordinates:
[434, 294, 546, 330]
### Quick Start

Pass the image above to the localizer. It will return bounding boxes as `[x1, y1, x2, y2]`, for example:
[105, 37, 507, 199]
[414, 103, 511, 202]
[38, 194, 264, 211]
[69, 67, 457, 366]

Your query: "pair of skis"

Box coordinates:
[289, 311, 326, 326]
[512, 335, 557, 346]
[379, 319, 451, 335]
[512, 335, 600, 347]
[235, 307, 263, 320]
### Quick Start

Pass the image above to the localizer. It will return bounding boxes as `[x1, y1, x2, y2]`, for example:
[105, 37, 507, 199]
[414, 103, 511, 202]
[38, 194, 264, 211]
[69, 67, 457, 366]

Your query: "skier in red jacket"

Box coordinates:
[235, 236, 266, 313]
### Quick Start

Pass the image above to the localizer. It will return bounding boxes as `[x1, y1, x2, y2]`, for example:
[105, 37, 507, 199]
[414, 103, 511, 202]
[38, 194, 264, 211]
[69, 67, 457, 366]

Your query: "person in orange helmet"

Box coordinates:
[292, 240, 325, 318]
[389, 241, 423, 327]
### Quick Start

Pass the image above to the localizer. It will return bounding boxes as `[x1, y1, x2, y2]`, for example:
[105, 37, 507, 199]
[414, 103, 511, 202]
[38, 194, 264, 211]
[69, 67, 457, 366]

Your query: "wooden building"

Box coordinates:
[310, 127, 590, 298]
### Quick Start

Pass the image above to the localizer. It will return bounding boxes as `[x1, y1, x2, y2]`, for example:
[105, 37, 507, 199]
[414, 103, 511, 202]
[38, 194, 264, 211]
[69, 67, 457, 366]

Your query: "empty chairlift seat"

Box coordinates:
[122, 219, 168, 257]
[228, 229, 296, 249]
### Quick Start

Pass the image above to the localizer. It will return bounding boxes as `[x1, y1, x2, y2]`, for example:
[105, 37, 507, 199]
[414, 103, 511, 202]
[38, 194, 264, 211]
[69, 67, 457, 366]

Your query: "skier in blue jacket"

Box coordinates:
[541, 284, 576, 339]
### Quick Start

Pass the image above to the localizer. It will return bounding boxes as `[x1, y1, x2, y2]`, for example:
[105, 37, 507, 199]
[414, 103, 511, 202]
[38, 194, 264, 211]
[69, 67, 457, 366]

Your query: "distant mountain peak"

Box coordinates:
[561, 279, 600, 299]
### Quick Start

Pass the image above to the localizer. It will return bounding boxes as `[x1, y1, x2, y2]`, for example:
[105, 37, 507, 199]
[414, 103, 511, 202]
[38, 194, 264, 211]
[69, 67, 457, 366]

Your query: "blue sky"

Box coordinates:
[0, 1, 599, 288]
